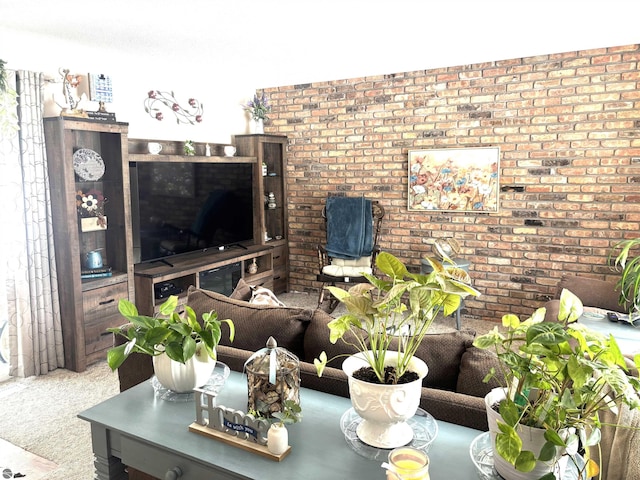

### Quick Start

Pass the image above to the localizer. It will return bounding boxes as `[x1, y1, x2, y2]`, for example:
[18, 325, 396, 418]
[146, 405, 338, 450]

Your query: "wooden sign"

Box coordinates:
[189, 388, 291, 461]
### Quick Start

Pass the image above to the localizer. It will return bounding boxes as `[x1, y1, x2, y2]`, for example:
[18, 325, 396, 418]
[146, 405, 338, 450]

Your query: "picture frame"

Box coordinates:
[408, 147, 500, 213]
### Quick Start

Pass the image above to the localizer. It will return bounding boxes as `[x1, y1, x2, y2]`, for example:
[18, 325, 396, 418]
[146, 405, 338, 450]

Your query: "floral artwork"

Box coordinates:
[408, 147, 500, 213]
[76, 188, 107, 227]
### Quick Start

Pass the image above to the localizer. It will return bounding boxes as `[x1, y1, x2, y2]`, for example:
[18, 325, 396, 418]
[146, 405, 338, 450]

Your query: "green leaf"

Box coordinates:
[499, 400, 521, 427]
[514, 450, 536, 472]
[558, 288, 583, 323]
[107, 344, 127, 370]
[157, 295, 179, 316]
[182, 335, 196, 361]
[495, 424, 522, 465]
[502, 314, 520, 329]
[544, 428, 566, 447]
[538, 441, 557, 462]
[314, 352, 328, 377]
[376, 252, 408, 280]
[118, 299, 139, 318]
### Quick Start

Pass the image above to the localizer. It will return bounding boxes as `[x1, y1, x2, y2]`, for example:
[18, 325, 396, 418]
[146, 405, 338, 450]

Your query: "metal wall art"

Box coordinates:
[408, 147, 500, 213]
[144, 90, 203, 124]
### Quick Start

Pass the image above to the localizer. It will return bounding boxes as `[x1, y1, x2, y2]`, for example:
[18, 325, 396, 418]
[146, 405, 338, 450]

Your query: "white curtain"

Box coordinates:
[0, 70, 64, 377]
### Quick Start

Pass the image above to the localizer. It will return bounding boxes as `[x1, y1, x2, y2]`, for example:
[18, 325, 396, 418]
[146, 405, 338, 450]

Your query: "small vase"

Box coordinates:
[252, 118, 264, 134]
[267, 424, 289, 455]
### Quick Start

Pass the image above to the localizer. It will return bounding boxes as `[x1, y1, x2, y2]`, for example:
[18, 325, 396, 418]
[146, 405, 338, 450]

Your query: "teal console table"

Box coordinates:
[79, 371, 481, 479]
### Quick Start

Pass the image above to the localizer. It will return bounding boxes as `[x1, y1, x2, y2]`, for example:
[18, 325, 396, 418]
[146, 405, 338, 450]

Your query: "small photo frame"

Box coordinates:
[408, 147, 500, 213]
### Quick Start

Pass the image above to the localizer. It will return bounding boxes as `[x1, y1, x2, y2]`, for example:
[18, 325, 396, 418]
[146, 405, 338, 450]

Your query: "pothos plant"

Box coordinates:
[272, 399, 303, 427]
[609, 237, 640, 318]
[314, 251, 480, 384]
[474, 288, 640, 479]
[107, 295, 235, 370]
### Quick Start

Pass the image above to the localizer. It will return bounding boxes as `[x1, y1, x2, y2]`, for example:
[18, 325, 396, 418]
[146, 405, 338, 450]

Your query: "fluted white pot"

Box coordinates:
[152, 346, 216, 393]
[485, 388, 561, 480]
[342, 352, 428, 449]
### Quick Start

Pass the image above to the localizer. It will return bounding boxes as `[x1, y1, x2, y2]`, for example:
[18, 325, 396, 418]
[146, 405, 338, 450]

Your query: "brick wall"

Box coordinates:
[263, 44, 640, 322]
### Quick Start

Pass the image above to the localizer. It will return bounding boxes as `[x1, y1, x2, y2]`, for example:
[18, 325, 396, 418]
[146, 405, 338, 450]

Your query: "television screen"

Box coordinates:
[131, 161, 254, 263]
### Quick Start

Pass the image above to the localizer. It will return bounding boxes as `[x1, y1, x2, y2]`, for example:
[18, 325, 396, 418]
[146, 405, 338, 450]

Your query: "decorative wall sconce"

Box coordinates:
[144, 90, 203, 124]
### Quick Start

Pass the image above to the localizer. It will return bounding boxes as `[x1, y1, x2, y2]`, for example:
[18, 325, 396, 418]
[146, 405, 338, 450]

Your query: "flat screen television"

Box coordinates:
[130, 161, 255, 263]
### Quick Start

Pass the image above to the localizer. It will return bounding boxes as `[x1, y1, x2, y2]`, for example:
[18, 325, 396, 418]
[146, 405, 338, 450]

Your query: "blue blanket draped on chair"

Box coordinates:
[325, 197, 373, 259]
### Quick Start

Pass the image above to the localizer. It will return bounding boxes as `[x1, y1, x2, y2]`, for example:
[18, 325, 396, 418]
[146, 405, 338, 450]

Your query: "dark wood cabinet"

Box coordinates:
[44, 117, 134, 372]
[234, 134, 289, 293]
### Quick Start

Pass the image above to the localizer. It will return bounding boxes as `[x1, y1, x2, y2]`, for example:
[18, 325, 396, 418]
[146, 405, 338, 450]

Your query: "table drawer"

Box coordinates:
[83, 281, 129, 355]
[121, 435, 242, 480]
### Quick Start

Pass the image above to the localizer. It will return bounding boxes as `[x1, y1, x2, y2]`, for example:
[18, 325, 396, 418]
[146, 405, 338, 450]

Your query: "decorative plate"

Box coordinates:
[340, 407, 438, 461]
[469, 432, 586, 480]
[151, 361, 230, 402]
[73, 148, 105, 181]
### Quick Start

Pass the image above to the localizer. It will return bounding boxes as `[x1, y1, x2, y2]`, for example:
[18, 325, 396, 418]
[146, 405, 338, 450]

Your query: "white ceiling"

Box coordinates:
[2, 0, 639, 87]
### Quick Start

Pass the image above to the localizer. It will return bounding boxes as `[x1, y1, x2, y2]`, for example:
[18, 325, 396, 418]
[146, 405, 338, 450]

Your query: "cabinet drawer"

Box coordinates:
[121, 435, 234, 480]
[271, 245, 287, 269]
[83, 282, 129, 355]
[272, 268, 288, 294]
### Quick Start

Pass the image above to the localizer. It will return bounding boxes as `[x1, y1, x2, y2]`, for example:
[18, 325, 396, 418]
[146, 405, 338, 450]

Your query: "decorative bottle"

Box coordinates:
[267, 192, 276, 209]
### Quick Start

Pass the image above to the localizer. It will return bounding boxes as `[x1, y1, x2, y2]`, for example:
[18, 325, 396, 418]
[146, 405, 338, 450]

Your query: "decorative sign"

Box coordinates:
[189, 388, 290, 461]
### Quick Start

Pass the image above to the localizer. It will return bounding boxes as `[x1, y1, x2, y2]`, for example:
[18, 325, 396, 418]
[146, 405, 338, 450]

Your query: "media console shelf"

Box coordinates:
[134, 244, 274, 315]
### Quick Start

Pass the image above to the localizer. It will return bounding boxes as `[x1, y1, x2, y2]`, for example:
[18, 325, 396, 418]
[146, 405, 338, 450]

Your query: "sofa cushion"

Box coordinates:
[186, 287, 312, 359]
[412, 330, 475, 391]
[302, 308, 362, 368]
[456, 345, 504, 398]
[557, 274, 625, 313]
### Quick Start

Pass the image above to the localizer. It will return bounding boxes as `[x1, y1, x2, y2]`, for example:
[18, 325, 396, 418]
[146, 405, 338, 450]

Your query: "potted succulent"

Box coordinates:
[473, 288, 640, 480]
[107, 295, 235, 393]
[610, 237, 640, 317]
[314, 251, 480, 448]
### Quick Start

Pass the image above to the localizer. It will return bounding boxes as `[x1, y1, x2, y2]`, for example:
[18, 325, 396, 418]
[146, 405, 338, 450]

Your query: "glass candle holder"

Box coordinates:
[384, 447, 430, 480]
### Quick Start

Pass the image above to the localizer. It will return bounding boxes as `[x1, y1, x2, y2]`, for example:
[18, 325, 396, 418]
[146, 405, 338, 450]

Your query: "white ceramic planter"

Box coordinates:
[267, 424, 289, 455]
[485, 388, 560, 480]
[342, 352, 428, 449]
[152, 347, 216, 393]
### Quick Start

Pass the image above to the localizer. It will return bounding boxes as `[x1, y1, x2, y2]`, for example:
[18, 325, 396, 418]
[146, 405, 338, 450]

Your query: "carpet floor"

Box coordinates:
[0, 291, 497, 479]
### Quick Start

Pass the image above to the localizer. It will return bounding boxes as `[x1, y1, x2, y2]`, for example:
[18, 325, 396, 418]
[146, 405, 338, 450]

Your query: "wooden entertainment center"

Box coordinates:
[44, 117, 288, 371]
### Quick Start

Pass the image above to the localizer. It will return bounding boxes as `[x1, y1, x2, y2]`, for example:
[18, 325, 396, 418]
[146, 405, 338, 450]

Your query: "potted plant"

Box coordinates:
[267, 399, 303, 455]
[244, 91, 271, 134]
[314, 251, 480, 448]
[107, 295, 235, 393]
[610, 237, 640, 317]
[473, 288, 640, 480]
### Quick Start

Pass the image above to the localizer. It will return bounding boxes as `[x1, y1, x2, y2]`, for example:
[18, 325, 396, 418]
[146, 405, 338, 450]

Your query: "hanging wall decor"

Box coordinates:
[408, 146, 500, 213]
[144, 90, 203, 124]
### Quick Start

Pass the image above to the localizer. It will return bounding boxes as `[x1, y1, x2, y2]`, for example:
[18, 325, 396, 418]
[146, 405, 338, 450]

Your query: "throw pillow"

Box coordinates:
[230, 278, 252, 301]
[186, 287, 311, 357]
[455, 346, 504, 398]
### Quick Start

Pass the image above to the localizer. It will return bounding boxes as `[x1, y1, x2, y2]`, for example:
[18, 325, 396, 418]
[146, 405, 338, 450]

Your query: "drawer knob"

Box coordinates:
[98, 298, 115, 306]
[165, 466, 183, 480]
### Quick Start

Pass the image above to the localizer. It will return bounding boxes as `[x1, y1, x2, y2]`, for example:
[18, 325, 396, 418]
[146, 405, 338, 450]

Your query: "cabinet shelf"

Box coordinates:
[44, 117, 134, 372]
[134, 244, 275, 315]
[234, 135, 289, 294]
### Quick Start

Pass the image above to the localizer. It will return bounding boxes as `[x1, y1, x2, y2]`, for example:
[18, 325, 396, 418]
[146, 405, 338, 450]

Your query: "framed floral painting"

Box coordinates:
[408, 147, 500, 213]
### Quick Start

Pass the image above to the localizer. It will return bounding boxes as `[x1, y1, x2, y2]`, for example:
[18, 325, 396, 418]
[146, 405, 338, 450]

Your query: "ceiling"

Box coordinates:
[2, 1, 639, 87]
